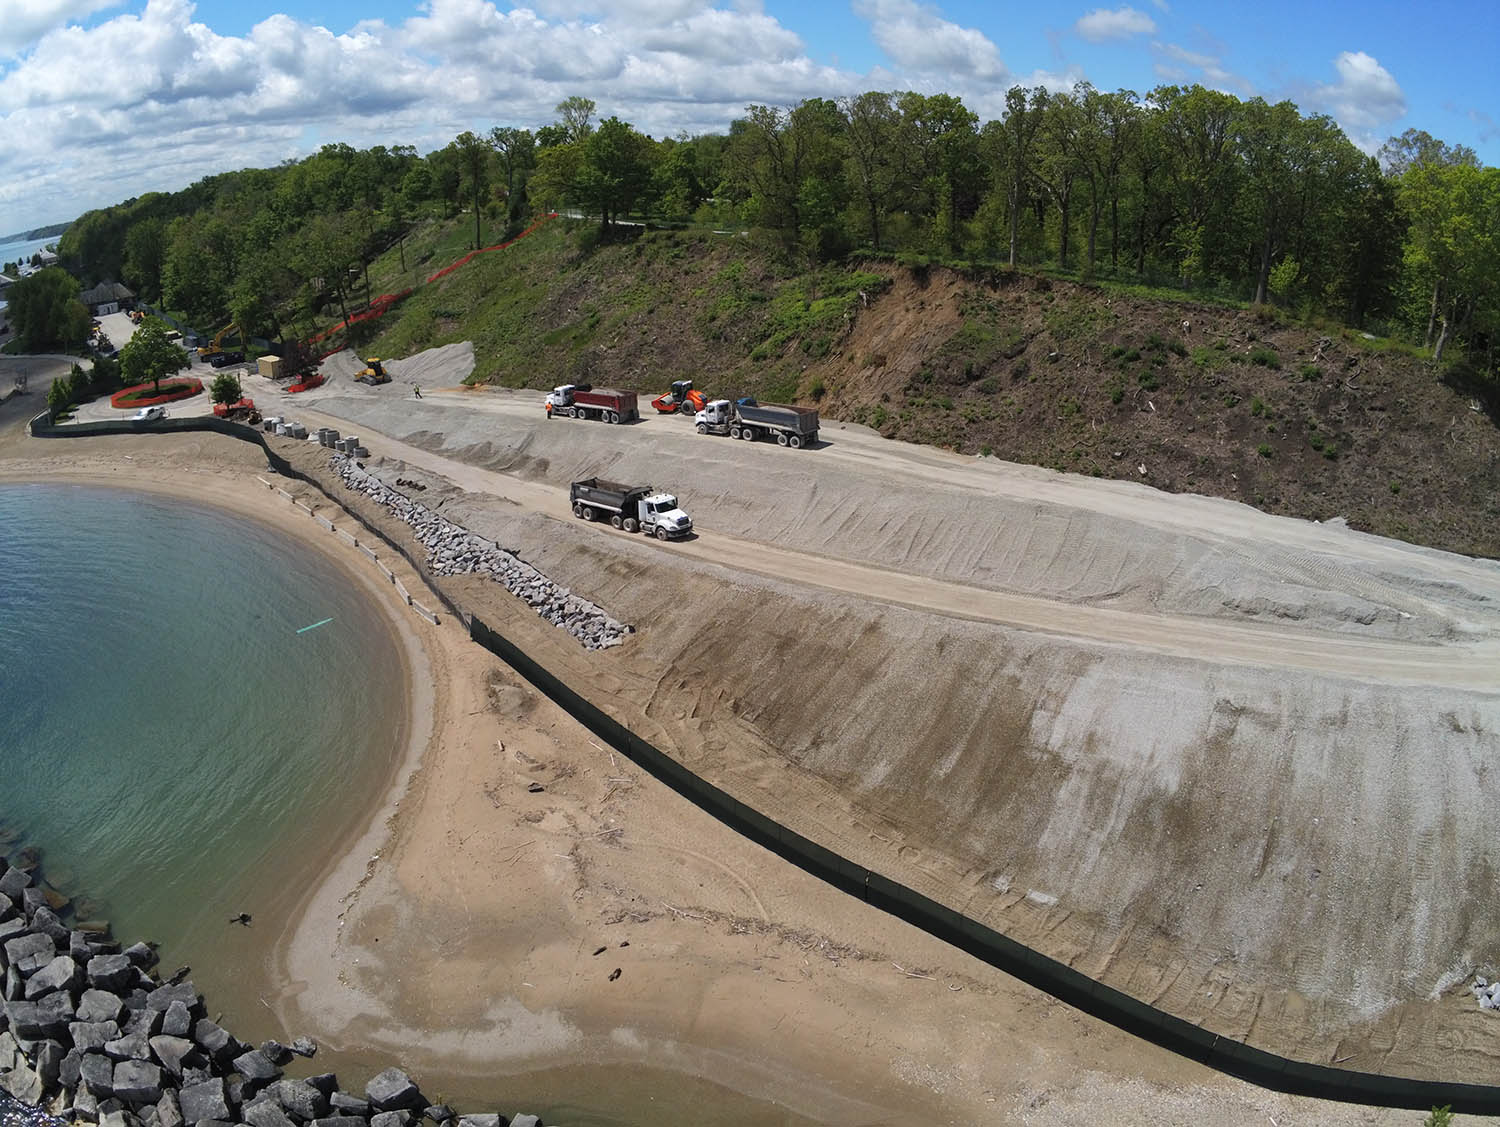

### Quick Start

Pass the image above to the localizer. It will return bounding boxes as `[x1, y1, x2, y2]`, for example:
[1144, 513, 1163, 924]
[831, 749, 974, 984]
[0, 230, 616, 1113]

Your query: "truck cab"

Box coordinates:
[695, 399, 733, 432]
[546, 384, 577, 410]
[637, 492, 692, 539]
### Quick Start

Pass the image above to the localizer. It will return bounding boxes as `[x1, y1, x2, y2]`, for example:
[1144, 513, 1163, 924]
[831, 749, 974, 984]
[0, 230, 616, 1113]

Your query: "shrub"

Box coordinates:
[210, 372, 243, 404]
[1257, 443, 1273, 458]
[1250, 397, 1265, 416]
[1145, 332, 1165, 350]
[1105, 375, 1125, 404]
[1137, 371, 1159, 391]
[1299, 363, 1322, 381]
[1169, 339, 1188, 357]
[47, 377, 70, 416]
[1059, 395, 1080, 417]
[1249, 346, 1281, 368]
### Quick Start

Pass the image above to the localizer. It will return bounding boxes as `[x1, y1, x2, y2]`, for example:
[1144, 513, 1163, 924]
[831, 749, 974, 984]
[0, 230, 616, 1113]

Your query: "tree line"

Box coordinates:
[50, 87, 1498, 371]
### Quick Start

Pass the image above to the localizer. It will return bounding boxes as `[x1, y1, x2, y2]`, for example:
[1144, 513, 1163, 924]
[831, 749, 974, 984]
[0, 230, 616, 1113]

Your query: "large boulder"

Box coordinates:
[455, 1116, 502, 1127]
[29, 907, 70, 943]
[79, 1050, 116, 1097]
[160, 999, 192, 1038]
[145, 981, 197, 1013]
[244, 1100, 297, 1127]
[289, 1037, 318, 1059]
[5, 932, 57, 975]
[77, 988, 125, 1024]
[122, 1007, 162, 1038]
[87, 954, 135, 993]
[156, 1089, 183, 1127]
[365, 1068, 424, 1112]
[508, 1116, 541, 1127]
[192, 1018, 241, 1064]
[232, 1048, 282, 1087]
[122, 942, 158, 970]
[59, 1048, 83, 1090]
[371, 1112, 411, 1127]
[0, 867, 30, 901]
[275, 1078, 330, 1120]
[309, 1117, 371, 1127]
[104, 1030, 152, 1062]
[0, 1063, 43, 1104]
[178, 1077, 232, 1123]
[6, 990, 76, 1037]
[147, 1035, 198, 1079]
[24, 953, 82, 999]
[113, 1059, 164, 1104]
[329, 1093, 370, 1116]
[69, 1020, 122, 1052]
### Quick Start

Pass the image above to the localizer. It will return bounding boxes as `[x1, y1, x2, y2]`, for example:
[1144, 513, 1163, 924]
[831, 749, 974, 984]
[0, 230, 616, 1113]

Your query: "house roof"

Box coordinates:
[80, 280, 135, 305]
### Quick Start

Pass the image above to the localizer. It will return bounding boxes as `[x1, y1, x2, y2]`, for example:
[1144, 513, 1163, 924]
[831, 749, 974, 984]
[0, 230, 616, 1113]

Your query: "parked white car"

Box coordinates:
[132, 405, 167, 421]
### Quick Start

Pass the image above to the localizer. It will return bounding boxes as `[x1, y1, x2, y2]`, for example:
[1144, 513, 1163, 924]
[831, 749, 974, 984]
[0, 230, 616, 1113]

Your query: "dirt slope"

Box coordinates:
[264, 367, 1500, 1084]
[362, 224, 1500, 559]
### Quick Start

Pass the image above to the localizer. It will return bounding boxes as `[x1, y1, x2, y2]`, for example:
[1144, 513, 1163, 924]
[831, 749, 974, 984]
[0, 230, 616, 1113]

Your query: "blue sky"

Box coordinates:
[1, 0, 1496, 233]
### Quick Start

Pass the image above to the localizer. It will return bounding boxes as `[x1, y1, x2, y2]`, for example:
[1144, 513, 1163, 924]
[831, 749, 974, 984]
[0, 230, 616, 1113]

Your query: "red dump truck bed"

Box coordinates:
[573, 388, 638, 415]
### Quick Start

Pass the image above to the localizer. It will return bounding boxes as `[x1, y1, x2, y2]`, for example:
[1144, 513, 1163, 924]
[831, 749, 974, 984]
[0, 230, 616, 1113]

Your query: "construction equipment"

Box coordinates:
[695, 398, 820, 449]
[212, 397, 261, 424]
[651, 379, 706, 416]
[197, 322, 241, 364]
[570, 478, 693, 540]
[355, 358, 391, 385]
[545, 384, 638, 423]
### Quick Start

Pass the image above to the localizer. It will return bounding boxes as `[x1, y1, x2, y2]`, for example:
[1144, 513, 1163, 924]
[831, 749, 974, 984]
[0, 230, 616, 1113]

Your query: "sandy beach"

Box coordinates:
[0, 395, 1433, 1125]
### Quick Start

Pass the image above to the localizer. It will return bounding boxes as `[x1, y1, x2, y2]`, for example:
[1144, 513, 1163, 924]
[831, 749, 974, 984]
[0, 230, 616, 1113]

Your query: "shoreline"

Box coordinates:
[0, 425, 1435, 1126]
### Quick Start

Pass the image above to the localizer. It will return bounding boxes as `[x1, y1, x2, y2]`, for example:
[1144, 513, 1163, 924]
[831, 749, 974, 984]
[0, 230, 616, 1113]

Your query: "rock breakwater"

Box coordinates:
[327, 455, 631, 651]
[0, 853, 546, 1127]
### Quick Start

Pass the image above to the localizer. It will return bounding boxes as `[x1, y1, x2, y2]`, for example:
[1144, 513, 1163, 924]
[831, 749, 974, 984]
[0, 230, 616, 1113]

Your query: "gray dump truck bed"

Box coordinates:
[737, 401, 820, 435]
[570, 477, 645, 510]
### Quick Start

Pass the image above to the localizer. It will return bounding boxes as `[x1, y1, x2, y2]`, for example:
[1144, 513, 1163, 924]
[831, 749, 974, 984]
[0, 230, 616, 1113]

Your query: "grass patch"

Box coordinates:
[1249, 346, 1281, 368]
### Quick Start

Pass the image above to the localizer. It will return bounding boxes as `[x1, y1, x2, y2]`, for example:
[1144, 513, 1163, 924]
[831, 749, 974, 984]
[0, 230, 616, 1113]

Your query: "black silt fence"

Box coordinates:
[466, 613, 1500, 1116]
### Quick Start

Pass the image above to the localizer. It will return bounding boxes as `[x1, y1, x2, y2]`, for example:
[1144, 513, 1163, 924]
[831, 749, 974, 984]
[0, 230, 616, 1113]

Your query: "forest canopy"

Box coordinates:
[56, 88, 1498, 371]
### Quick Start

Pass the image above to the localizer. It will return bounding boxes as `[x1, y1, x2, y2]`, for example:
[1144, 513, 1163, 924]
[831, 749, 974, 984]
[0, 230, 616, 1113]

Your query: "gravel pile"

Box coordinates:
[328, 454, 631, 650]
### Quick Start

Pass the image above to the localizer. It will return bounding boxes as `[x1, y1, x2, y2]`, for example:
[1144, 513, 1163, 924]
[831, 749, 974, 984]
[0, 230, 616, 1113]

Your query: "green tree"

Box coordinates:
[6, 267, 90, 351]
[122, 217, 167, 302]
[983, 86, 1048, 266]
[840, 92, 903, 250]
[489, 126, 536, 199]
[556, 96, 597, 144]
[450, 131, 491, 250]
[575, 117, 656, 233]
[210, 371, 243, 404]
[120, 319, 189, 395]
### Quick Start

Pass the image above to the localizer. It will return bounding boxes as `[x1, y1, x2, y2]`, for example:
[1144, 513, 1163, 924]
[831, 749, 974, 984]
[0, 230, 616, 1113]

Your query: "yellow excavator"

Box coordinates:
[197, 322, 241, 365]
[355, 358, 391, 385]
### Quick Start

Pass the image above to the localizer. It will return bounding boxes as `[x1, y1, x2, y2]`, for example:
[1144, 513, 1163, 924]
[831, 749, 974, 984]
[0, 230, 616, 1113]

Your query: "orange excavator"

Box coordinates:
[651, 379, 707, 416]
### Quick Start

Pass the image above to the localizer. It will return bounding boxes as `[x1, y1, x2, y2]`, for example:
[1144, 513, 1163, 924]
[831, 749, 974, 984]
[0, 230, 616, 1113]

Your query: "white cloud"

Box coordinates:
[0, 0, 123, 57]
[1074, 6, 1156, 43]
[1149, 40, 1247, 93]
[853, 0, 1009, 83]
[1311, 50, 1405, 130]
[0, 0, 872, 227]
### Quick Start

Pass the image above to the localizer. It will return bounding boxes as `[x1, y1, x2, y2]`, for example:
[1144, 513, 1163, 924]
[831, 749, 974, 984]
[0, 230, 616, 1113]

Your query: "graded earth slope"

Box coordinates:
[260, 355, 1500, 1082]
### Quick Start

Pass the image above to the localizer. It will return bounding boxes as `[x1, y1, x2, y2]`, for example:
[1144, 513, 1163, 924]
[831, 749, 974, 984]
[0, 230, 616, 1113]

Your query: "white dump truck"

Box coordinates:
[694, 398, 819, 448]
[570, 478, 694, 540]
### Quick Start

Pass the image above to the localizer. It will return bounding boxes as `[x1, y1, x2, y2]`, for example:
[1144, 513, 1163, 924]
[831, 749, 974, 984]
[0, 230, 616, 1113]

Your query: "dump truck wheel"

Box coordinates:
[655, 526, 669, 541]
[741, 428, 755, 441]
[696, 423, 708, 434]
[611, 514, 623, 529]
[777, 432, 788, 446]
[574, 503, 586, 518]
[789, 434, 803, 449]
[623, 518, 638, 533]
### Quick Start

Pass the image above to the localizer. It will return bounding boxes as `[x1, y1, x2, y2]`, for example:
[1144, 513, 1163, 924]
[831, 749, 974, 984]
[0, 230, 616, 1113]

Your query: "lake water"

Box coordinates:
[0, 482, 823, 1126]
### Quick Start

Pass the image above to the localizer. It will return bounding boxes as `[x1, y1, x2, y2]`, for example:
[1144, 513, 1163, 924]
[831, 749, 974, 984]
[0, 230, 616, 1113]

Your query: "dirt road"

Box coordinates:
[272, 384, 1500, 691]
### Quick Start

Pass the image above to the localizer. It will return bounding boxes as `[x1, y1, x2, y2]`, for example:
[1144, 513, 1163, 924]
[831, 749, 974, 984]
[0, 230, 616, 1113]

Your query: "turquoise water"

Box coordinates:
[0, 482, 405, 959]
[0, 483, 823, 1126]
